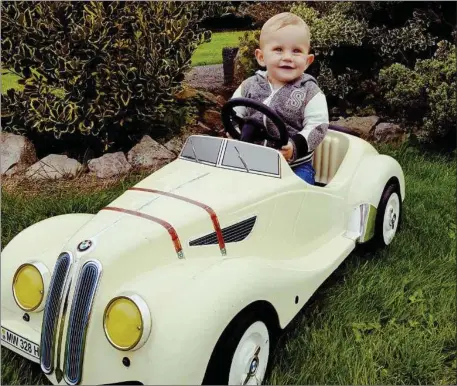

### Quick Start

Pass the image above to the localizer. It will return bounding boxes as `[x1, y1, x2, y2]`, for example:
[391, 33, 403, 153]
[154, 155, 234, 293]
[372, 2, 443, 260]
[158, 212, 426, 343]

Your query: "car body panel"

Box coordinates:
[1, 131, 405, 385]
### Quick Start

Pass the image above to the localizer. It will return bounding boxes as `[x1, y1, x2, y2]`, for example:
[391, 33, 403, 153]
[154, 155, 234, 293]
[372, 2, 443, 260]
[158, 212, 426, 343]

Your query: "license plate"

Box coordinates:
[1, 326, 40, 359]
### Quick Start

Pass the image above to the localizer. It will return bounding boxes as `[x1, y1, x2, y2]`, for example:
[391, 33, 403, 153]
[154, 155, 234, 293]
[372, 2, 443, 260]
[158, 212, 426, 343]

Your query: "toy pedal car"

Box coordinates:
[1, 98, 405, 385]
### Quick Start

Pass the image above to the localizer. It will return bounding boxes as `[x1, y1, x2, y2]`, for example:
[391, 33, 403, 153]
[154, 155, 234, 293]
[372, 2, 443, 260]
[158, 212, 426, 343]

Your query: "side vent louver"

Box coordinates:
[190, 216, 256, 246]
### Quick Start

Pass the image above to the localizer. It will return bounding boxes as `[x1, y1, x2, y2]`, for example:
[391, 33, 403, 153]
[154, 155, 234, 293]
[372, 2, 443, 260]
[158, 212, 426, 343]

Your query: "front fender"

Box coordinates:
[101, 256, 325, 385]
[1, 213, 94, 315]
[348, 154, 405, 209]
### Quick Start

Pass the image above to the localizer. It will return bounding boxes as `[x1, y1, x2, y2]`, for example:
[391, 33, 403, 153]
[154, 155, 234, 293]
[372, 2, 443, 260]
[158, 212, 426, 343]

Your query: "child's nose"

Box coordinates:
[282, 51, 293, 60]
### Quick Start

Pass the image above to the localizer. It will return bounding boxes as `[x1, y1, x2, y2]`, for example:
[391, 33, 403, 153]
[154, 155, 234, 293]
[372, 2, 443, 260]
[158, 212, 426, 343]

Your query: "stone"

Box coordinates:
[216, 95, 227, 106]
[373, 122, 407, 144]
[201, 109, 223, 132]
[1, 132, 37, 175]
[175, 86, 198, 101]
[25, 154, 82, 180]
[330, 116, 380, 139]
[127, 135, 175, 169]
[88, 152, 132, 178]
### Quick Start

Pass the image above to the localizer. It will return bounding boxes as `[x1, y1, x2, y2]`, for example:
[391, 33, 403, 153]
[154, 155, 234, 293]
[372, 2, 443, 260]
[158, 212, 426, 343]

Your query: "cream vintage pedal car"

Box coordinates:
[1, 98, 405, 385]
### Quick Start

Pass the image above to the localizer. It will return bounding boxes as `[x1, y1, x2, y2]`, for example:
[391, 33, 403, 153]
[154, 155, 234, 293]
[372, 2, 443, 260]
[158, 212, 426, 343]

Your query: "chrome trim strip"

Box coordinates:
[54, 277, 73, 383]
[359, 204, 377, 243]
[63, 259, 102, 385]
[40, 252, 73, 375]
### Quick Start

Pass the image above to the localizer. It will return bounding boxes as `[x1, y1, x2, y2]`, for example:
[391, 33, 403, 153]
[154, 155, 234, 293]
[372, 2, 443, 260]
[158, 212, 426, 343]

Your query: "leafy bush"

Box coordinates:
[236, 2, 294, 28]
[233, 2, 456, 148]
[1, 1, 225, 157]
[379, 41, 456, 148]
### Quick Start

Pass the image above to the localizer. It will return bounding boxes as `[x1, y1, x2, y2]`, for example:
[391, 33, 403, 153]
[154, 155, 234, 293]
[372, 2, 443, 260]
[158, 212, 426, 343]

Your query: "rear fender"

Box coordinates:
[348, 154, 405, 209]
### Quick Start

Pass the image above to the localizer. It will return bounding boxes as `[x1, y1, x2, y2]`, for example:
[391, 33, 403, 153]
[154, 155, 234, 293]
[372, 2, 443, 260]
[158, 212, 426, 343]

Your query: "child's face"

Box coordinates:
[255, 24, 314, 87]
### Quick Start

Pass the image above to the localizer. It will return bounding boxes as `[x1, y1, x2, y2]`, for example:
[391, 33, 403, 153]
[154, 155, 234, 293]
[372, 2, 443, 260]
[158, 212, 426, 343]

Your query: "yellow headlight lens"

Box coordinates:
[104, 297, 143, 350]
[12, 264, 44, 311]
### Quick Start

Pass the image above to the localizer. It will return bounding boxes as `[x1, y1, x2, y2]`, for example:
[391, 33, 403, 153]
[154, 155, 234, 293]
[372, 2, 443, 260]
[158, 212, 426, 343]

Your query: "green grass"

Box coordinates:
[191, 31, 246, 66]
[1, 145, 456, 385]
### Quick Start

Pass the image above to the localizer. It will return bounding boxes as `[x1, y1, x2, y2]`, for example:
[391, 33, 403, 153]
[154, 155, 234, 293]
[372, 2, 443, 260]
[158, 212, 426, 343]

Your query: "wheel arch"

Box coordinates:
[202, 299, 281, 385]
[348, 154, 405, 209]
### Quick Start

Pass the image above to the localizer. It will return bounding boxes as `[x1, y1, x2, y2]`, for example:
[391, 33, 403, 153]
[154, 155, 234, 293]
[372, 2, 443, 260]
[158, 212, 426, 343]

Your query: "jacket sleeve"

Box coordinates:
[230, 81, 248, 118]
[290, 91, 329, 160]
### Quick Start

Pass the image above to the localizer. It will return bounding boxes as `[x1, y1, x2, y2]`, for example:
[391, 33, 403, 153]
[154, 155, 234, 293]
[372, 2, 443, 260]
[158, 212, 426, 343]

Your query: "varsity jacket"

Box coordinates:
[231, 70, 329, 167]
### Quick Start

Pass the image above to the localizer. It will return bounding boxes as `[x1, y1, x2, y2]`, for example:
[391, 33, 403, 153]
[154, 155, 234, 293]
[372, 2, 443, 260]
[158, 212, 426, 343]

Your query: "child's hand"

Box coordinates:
[280, 141, 294, 161]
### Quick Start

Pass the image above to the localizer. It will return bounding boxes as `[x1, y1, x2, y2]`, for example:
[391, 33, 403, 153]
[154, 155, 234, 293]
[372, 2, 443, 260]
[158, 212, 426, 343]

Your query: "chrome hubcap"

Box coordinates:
[383, 192, 400, 245]
[228, 321, 270, 386]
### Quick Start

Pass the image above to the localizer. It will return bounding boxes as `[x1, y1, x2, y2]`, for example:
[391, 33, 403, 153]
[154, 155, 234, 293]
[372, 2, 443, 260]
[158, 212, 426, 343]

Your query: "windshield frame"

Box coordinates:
[179, 135, 282, 178]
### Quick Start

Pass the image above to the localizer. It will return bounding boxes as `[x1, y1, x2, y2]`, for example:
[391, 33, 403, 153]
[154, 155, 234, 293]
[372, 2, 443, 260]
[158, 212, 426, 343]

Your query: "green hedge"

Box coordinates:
[1, 1, 226, 157]
[234, 2, 456, 149]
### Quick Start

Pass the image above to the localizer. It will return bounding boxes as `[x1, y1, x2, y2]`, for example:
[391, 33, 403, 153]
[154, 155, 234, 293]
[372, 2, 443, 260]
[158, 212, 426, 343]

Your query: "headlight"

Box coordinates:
[103, 294, 151, 351]
[12, 262, 48, 312]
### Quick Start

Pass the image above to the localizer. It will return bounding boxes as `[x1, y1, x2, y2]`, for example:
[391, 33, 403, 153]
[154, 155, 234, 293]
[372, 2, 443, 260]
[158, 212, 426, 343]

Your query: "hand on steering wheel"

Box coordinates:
[221, 98, 289, 148]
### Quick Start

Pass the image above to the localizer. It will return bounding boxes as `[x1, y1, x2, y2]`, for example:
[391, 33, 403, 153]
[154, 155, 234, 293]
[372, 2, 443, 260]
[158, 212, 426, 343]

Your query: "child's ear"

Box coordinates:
[255, 48, 265, 67]
[305, 54, 315, 69]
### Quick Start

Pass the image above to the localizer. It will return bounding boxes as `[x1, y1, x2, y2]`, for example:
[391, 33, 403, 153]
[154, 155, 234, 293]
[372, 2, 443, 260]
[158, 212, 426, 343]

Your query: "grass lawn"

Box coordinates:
[191, 30, 246, 66]
[1, 144, 455, 385]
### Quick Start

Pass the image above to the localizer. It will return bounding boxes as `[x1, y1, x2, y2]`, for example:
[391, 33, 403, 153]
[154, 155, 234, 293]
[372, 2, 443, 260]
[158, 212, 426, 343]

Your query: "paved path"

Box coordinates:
[184, 64, 233, 96]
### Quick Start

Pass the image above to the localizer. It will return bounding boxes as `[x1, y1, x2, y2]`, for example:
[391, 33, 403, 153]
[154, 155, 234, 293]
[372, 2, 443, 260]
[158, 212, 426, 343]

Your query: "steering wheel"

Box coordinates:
[221, 97, 289, 147]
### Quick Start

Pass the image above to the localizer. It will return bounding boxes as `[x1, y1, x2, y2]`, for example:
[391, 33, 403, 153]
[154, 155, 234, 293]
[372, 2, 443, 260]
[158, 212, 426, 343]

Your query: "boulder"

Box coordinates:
[330, 116, 380, 139]
[1, 132, 37, 175]
[201, 109, 223, 132]
[25, 154, 82, 180]
[373, 122, 407, 144]
[88, 152, 132, 178]
[127, 135, 175, 169]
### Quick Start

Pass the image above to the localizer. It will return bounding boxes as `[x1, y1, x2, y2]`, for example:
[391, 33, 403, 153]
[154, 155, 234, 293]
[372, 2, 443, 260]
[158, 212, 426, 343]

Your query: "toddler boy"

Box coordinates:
[230, 12, 329, 185]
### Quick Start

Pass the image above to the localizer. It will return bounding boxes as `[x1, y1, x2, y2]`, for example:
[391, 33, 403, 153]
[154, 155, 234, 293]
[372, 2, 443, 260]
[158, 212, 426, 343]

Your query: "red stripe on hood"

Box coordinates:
[102, 206, 184, 259]
[129, 188, 227, 256]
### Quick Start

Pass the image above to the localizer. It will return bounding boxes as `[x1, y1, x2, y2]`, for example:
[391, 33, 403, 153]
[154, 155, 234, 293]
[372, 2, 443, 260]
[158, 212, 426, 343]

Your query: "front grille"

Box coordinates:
[190, 216, 257, 246]
[64, 260, 102, 385]
[40, 252, 72, 374]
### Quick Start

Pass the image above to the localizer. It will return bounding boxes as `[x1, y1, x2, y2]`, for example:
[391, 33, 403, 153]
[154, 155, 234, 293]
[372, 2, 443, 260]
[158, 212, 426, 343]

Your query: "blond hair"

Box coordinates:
[259, 12, 311, 48]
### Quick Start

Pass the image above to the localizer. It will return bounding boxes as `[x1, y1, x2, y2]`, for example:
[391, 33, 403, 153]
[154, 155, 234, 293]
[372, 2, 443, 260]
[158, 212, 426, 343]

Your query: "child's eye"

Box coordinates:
[293, 49, 302, 53]
[274, 47, 282, 52]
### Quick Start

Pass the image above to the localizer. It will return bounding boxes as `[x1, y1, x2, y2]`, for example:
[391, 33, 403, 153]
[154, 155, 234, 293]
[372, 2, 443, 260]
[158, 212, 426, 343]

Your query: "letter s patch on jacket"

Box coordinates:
[286, 89, 306, 109]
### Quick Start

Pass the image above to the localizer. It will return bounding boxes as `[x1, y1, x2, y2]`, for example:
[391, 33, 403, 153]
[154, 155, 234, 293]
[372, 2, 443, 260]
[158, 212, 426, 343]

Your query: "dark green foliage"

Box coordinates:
[234, 2, 456, 148]
[1, 1, 225, 157]
[379, 41, 456, 149]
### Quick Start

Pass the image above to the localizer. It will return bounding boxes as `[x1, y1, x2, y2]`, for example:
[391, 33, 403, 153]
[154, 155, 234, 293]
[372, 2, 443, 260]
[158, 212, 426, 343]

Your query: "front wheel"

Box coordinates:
[203, 312, 272, 385]
[372, 182, 402, 247]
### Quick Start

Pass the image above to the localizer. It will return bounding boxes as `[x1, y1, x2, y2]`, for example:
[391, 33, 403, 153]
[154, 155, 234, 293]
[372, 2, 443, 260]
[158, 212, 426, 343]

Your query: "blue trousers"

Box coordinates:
[292, 161, 315, 185]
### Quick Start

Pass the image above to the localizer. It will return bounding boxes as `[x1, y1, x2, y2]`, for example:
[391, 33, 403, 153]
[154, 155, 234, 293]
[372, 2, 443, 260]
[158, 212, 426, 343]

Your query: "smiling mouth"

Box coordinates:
[279, 66, 295, 70]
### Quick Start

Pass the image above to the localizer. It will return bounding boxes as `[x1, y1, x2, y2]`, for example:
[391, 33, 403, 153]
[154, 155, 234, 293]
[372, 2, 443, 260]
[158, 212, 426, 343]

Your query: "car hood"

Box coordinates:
[62, 158, 291, 281]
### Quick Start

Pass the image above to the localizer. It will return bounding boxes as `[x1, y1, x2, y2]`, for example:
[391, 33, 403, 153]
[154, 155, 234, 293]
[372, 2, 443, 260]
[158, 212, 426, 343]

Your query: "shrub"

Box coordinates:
[233, 1, 456, 148]
[1, 1, 225, 157]
[237, 1, 295, 28]
[379, 41, 456, 148]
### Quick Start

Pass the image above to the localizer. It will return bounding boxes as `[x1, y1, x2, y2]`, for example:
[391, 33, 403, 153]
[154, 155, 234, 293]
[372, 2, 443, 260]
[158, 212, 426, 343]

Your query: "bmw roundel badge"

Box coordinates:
[77, 240, 92, 252]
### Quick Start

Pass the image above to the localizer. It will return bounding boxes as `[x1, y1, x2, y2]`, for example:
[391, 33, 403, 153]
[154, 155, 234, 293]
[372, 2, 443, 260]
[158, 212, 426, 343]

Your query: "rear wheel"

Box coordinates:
[372, 182, 402, 248]
[202, 310, 273, 385]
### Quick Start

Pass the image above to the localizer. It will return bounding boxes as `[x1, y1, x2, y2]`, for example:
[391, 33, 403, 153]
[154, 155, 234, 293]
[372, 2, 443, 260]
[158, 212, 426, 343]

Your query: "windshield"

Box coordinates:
[180, 135, 281, 178]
